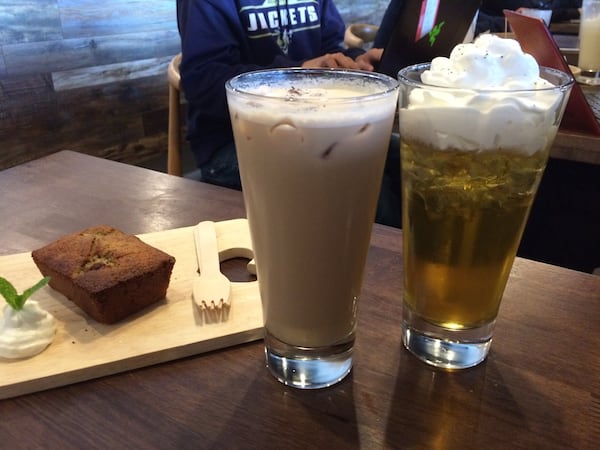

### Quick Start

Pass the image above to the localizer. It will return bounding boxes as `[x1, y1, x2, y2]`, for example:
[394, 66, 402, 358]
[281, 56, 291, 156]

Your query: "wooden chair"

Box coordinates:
[344, 23, 379, 49]
[168, 53, 182, 176]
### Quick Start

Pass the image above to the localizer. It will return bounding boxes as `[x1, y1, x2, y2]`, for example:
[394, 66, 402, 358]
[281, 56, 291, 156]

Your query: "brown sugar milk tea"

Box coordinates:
[398, 35, 573, 369]
[226, 69, 399, 389]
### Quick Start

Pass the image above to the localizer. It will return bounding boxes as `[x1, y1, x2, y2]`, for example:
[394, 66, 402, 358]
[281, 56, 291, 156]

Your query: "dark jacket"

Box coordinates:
[177, 0, 363, 166]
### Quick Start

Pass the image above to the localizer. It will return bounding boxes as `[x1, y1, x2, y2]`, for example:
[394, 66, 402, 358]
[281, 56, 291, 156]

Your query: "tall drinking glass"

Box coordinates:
[398, 64, 573, 369]
[226, 69, 399, 388]
[579, 0, 600, 84]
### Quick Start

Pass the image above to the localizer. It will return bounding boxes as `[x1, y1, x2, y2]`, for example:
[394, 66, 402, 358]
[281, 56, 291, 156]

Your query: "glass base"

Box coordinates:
[264, 332, 353, 389]
[576, 71, 600, 86]
[402, 304, 494, 370]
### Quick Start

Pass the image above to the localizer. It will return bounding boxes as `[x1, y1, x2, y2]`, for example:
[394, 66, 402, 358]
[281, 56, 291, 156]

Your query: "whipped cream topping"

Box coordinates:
[423, 34, 552, 90]
[0, 301, 56, 359]
[401, 34, 566, 154]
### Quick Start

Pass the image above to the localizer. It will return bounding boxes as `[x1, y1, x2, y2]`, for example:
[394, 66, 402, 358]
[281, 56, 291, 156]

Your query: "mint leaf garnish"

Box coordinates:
[0, 276, 51, 311]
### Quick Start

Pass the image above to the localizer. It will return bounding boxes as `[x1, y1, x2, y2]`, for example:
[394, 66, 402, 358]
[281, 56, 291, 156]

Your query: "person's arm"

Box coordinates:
[180, 0, 371, 118]
[296, 0, 375, 68]
[178, 0, 377, 123]
[318, 0, 364, 59]
[374, 0, 406, 48]
[179, 0, 298, 121]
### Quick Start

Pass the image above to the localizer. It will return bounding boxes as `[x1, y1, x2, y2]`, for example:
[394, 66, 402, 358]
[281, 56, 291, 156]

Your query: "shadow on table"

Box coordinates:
[201, 363, 360, 448]
[384, 349, 566, 449]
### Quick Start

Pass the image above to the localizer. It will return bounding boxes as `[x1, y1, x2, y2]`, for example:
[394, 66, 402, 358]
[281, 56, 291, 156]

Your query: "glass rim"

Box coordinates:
[226, 67, 399, 103]
[397, 62, 575, 94]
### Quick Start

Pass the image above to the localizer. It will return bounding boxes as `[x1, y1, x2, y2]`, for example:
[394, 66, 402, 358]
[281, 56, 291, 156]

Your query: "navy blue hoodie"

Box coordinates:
[177, 0, 364, 166]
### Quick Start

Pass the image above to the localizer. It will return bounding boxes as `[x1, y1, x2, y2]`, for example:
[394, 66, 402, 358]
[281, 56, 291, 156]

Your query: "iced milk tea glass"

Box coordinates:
[226, 69, 399, 388]
[579, 0, 600, 84]
[397, 64, 573, 369]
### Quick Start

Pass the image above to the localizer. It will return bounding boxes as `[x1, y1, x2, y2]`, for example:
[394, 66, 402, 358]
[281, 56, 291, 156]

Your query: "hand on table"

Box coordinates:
[355, 48, 383, 71]
[301, 48, 383, 71]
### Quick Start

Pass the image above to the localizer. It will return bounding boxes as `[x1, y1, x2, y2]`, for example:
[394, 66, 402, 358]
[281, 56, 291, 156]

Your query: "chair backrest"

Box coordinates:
[344, 23, 379, 49]
[168, 53, 183, 176]
[168, 53, 181, 89]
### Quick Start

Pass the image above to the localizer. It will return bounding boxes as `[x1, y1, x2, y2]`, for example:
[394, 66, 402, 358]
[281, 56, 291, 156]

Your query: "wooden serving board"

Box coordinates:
[0, 220, 263, 400]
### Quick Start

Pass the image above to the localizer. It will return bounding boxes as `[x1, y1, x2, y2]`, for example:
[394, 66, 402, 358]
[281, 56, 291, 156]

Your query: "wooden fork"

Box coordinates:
[192, 221, 231, 322]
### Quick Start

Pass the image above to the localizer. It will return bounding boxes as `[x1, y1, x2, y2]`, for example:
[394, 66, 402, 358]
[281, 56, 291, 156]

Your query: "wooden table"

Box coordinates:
[550, 21, 581, 35]
[553, 85, 600, 166]
[1, 151, 599, 449]
[550, 35, 600, 166]
[553, 33, 579, 65]
[552, 129, 600, 165]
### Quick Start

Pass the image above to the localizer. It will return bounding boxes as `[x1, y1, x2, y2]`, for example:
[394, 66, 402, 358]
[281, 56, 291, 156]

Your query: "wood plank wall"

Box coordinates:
[0, 0, 387, 171]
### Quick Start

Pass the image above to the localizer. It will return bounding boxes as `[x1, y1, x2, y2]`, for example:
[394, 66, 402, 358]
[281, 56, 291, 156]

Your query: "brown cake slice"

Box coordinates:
[31, 225, 176, 324]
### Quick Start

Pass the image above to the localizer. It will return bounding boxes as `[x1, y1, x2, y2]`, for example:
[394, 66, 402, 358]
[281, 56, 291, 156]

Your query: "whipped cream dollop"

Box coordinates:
[401, 34, 566, 154]
[0, 301, 56, 359]
[422, 34, 552, 90]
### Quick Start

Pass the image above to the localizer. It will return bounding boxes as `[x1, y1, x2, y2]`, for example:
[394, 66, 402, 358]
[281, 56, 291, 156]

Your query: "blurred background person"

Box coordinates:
[476, 0, 582, 34]
[177, 0, 381, 191]
[177, 0, 403, 226]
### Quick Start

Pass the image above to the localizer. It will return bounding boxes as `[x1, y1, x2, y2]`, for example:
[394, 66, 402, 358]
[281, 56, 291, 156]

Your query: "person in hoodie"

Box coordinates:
[177, 0, 401, 227]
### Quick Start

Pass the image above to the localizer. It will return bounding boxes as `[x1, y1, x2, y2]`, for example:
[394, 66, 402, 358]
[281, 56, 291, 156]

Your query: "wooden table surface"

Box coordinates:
[1, 150, 599, 449]
[553, 128, 600, 165]
[551, 40, 600, 166]
[550, 21, 581, 36]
